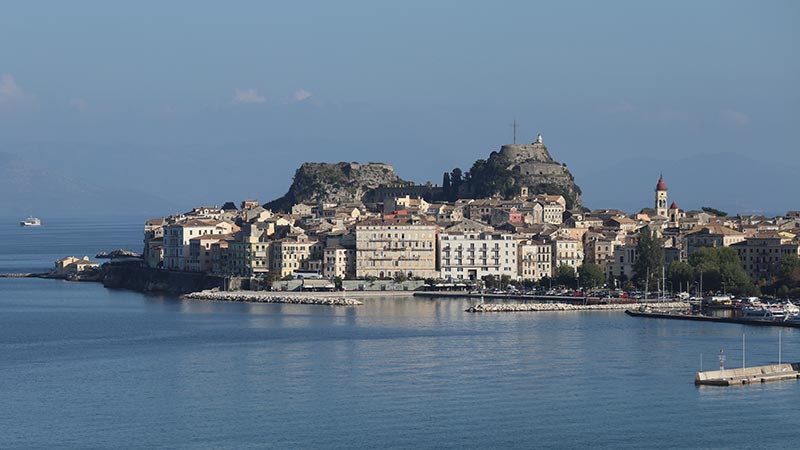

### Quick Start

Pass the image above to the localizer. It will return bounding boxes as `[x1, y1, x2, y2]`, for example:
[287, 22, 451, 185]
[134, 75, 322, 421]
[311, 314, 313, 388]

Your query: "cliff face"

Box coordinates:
[265, 162, 406, 211]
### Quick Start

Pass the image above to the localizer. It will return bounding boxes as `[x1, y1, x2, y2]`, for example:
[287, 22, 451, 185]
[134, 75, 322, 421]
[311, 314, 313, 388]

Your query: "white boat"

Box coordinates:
[20, 217, 41, 227]
[741, 306, 772, 319]
[741, 304, 787, 320]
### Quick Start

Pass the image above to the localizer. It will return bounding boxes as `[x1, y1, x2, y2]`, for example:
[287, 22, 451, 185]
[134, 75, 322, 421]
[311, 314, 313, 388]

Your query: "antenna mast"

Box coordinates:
[510, 119, 519, 144]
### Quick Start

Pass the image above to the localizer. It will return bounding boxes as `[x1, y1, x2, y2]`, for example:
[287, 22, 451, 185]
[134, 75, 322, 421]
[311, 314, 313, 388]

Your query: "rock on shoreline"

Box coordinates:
[466, 301, 690, 313]
[184, 290, 363, 306]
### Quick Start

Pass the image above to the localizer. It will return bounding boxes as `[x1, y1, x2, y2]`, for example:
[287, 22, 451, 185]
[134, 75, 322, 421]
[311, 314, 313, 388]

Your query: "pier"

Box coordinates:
[695, 363, 800, 386]
[625, 309, 800, 328]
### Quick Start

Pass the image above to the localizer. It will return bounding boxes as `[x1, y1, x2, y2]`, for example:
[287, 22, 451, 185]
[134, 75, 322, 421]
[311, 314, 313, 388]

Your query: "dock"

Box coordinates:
[467, 301, 689, 313]
[625, 309, 800, 328]
[695, 363, 800, 386]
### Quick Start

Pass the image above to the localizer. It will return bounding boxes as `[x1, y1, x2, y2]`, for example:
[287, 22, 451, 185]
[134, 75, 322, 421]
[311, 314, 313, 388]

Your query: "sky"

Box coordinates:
[1, 1, 798, 216]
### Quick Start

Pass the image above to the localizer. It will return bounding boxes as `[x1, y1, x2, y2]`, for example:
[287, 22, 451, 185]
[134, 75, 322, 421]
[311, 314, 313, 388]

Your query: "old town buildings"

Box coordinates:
[141, 174, 800, 286]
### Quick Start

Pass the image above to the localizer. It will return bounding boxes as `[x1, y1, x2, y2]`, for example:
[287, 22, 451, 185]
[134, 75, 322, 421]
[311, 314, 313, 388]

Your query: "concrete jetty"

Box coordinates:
[184, 290, 363, 306]
[466, 301, 689, 313]
[695, 363, 800, 386]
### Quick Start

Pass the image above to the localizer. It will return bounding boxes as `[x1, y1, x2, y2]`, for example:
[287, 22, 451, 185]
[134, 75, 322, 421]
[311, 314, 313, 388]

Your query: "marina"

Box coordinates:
[466, 301, 689, 313]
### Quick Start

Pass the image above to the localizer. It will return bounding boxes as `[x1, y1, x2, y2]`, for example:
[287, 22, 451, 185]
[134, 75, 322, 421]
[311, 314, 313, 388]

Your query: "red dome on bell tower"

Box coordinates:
[656, 175, 667, 191]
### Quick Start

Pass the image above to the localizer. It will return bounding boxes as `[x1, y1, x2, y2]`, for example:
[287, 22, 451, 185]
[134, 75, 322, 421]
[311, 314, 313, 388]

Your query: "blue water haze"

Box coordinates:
[1, 218, 798, 449]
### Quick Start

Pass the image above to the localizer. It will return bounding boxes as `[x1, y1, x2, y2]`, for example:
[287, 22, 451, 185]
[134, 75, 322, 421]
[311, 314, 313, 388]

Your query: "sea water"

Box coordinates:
[1, 219, 797, 449]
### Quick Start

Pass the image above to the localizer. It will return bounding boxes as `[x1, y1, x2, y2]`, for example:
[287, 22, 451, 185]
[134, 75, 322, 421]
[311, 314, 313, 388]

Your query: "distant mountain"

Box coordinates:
[0, 151, 179, 218]
[575, 152, 798, 216]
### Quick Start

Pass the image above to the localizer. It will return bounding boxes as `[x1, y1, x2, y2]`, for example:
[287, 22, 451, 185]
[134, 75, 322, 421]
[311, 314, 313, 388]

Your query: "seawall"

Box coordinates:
[102, 261, 224, 294]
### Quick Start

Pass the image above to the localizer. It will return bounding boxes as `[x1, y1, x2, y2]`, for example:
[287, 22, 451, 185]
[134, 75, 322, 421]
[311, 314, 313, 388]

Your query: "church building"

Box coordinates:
[654, 175, 682, 227]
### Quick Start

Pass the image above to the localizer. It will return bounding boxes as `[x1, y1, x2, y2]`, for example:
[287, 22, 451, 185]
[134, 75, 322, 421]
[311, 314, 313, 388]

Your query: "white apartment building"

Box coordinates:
[438, 230, 518, 281]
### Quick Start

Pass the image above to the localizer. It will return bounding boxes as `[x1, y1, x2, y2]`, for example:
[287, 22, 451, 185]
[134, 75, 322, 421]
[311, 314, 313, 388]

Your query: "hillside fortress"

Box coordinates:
[489, 134, 582, 207]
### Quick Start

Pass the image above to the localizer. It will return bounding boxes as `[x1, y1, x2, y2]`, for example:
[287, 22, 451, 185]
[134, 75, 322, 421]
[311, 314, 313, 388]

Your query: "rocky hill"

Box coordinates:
[462, 135, 582, 208]
[265, 162, 407, 211]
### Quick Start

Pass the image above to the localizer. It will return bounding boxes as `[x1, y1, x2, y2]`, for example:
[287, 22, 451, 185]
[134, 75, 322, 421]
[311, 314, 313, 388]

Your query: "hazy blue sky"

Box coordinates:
[1, 1, 798, 215]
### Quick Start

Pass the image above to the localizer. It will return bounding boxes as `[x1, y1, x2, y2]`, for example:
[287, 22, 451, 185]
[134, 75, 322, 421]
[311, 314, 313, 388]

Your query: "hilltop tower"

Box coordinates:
[655, 175, 668, 217]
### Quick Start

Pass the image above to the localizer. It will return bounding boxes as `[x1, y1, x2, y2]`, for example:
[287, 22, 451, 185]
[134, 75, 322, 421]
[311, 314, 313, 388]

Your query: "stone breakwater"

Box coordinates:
[184, 290, 363, 306]
[466, 301, 690, 313]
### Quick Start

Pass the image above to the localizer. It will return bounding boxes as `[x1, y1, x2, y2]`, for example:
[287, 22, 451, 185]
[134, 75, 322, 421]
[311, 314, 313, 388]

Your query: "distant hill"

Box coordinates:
[0, 151, 178, 218]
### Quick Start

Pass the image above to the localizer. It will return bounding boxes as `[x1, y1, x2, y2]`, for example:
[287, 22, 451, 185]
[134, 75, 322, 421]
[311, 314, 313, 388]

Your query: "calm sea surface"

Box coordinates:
[1, 219, 798, 449]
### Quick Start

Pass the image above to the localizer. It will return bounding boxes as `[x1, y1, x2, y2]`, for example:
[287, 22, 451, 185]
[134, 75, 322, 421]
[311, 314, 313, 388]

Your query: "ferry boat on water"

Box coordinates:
[20, 217, 41, 227]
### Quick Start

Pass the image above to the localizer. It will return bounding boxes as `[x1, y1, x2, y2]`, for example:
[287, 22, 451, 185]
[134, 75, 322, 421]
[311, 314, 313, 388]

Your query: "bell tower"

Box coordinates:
[655, 175, 668, 217]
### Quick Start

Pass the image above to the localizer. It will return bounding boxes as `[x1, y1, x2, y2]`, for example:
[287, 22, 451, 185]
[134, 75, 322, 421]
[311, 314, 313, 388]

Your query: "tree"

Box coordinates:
[578, 263, 605, 288]
[770, 254, 800, 298]
[538, 275, 552, 289]
[701, 206, 728, 217]
[263, 272, 278, 288]
[633, 226, 664, 291]
[482, 274, 497, 289]
[466, 158, 516, 199]
[450, 168, 463, 201]
[333, 276, 343, 290]
[393, 272, 408, 283]
[666, 261, 694, 292]
[442, 172, 451, 200]
[499, 274, 511, 289]
[555, 264, 577, 288]
[689, 247, 757, 296]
